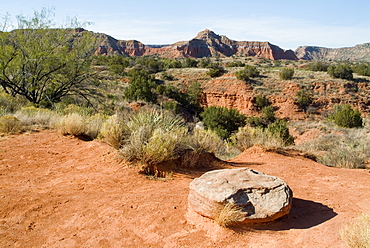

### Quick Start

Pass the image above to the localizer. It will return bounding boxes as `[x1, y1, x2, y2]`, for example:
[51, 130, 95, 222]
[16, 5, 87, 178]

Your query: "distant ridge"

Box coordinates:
[94, 29, 298, 60]
[295, 43, 370, 61]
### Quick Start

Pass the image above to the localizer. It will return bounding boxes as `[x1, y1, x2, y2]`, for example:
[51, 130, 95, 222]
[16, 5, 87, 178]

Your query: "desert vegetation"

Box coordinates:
[1, 9, 370, 248]
[1, 8, 370, 179]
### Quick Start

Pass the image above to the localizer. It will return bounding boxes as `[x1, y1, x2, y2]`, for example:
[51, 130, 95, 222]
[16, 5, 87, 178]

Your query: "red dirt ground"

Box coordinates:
[1, 130, 369, 247]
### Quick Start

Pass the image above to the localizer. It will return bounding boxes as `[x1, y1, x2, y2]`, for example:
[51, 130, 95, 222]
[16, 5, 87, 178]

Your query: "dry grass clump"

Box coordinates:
[100, 108, 230, 176]
[0, 92, 27, 114]
[14, 106, 59, 127]
[214, 202, 245, 228]
[56, 113, 87, 137]
[56, 113, 106, 140]
[100, 114, 127, 149]
[297, 128, 370, 169]
[85, 113, 107, 140]
[119, 109, 188, 171]
[340, 213, 370, 248]
[231, 125, 293, 151]
[181, 129, 226, 168]
[0, 115, 23, 134]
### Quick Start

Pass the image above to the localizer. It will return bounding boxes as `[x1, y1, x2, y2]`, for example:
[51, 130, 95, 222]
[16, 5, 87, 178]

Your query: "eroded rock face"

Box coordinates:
[188, 168, 293, 224]
[93, 29, 298, 60]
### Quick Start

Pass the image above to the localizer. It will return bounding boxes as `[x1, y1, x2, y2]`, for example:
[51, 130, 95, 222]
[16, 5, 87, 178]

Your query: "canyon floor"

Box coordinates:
[1, 130, 369, 247]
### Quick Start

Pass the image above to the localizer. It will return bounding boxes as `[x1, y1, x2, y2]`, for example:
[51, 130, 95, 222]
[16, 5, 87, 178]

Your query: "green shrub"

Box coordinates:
[296, 90, 313, 111]
[308, 61, 329, 71]
[340, 213, 370, 248]
[206, 63, 225, 77]
[232, 123, 293, 150]
[226, 61, 245, 67]
[279, 68, 294, 80]
[0, 93, 27, 113]
[353, 63, 370, 77]
[0, 115, 22, 134]
[261, 106, 276, 124]
[124, 69, 157, 103]
[235, 69, 249, 82]
[201, 106, 246, 139]
[266, 119, 294, 146]
[244, 65, 260, 78]
[327, 64, 353, 80]
[254, 95, 269, 109]
[328, 104, 363, 128]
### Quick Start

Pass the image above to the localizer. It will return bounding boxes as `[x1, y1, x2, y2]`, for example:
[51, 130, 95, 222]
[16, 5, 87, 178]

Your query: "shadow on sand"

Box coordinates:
[232, 198, 337, 232]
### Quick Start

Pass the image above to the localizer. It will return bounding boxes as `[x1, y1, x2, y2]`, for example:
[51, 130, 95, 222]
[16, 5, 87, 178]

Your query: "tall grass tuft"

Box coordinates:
[119, 109, 188, 170]
[181, 129, 226, 168]
[14, 106, 59, 127]
[214, 202, 245, 228]
[0, 115, 23, 134]
[297, 129, 370, 169]
[340, 213, 370, 248]
[100, 115, 129, 149]
[231, 125, 294, 151]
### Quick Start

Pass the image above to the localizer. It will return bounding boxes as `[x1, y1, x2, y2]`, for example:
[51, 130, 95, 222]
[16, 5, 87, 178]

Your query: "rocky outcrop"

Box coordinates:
[92, 29, 298, 60]
[295, 43, 370, 61]
[188, 168, 293, 225]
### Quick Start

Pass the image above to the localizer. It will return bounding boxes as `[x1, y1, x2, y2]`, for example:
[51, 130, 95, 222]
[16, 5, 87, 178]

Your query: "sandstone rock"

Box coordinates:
[92, 28, 298, 60]
[188, 168, 292, 225]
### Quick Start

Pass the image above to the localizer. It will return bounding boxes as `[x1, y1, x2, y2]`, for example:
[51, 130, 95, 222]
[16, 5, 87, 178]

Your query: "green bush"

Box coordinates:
[244, 65, 260, 78]
[226, 61, 245, 67]
[254, 95, 269, 109]
[266, 119, 294, 146]
[201, 106, 246, 139]
[0, 93, 27, 113]
[235, 69, 249, 82]
[327, 64, 353, 80]
[308, 61, 329, 72]
[261, 106, 276, 124]
[232, 120, 294, 150]
[296, 90, 313, 111]
[353, 63, 370, 77]
[206, 63, 225, 77]
[328, 104, 363, 128]
[124, 69, 157, 103]
[279, 68, 294, 80]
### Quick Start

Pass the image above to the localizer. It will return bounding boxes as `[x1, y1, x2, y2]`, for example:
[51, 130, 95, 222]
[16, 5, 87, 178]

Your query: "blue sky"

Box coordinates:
[1, 0, 369, 50]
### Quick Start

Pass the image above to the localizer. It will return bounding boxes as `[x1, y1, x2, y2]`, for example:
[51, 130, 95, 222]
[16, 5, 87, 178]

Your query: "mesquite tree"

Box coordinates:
[0, 8, 100, 107]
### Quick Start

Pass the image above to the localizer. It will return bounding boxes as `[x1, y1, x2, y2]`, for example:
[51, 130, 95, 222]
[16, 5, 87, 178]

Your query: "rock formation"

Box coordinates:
[93, 29, 298, 60]
[295, 43, 370, 61]
[188, 168, 293, 225]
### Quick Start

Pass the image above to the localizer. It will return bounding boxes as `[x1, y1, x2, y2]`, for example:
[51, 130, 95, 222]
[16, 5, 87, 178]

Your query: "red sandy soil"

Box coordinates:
[1, 130, 369, 247]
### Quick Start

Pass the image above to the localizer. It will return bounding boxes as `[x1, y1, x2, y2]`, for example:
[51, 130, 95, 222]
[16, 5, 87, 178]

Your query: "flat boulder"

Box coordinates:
[188, 168, 292, 225]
